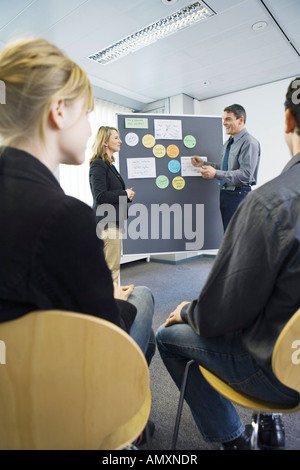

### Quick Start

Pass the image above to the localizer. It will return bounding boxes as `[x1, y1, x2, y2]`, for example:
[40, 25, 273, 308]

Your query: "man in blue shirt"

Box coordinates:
[192, 104, 260, 231]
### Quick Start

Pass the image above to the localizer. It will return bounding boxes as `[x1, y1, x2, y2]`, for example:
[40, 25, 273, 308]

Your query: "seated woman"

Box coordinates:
[0, 36, 155, 364]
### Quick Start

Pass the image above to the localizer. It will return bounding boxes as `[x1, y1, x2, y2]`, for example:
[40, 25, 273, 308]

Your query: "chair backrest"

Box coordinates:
[272, 307, 300, 394]
[0, 310, 149, 450]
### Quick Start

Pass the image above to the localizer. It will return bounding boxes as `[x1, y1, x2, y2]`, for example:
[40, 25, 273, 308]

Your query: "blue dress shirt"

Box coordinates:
[209, 128, 261, 190]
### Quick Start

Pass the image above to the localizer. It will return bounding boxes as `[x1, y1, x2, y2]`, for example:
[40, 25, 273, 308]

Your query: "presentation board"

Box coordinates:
[117, 113, 224, 255]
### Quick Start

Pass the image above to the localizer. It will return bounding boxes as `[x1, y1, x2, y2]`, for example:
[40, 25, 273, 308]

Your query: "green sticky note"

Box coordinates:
[183, 135, 196, 148]
[156, 175, 169, 189]
[125, 118, 149, 129]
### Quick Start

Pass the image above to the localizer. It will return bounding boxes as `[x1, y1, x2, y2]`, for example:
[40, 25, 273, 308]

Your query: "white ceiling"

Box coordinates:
[0, 0, 299, 110]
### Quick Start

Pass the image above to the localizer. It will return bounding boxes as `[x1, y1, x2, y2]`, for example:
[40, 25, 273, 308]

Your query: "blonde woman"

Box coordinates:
[89, 126, 134, 284]
[0, 37, 155, 365]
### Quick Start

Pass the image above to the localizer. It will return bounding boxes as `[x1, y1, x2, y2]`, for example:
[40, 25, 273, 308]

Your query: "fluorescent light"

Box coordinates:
[88, 2, 215, 65]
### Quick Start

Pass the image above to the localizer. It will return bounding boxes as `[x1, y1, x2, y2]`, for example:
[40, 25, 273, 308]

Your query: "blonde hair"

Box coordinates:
[0, 37, 94, 147]
[90, 126, 119, 165]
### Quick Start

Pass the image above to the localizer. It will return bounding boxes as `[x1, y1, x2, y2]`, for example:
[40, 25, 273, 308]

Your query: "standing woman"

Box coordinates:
[89, 126, 134, 283]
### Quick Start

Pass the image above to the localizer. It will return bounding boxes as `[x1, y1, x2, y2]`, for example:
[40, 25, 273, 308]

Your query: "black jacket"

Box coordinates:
[182, 153, 300, 368]
[89, 158, 129, 224]
[0, 147, 136, 332]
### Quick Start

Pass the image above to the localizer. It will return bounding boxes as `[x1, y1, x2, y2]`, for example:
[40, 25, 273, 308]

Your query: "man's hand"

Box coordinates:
[191, 156, 205, 167]
[198, 165, 216, 179]
[164, 301, 190, 327]
[113, 282, 134, 301]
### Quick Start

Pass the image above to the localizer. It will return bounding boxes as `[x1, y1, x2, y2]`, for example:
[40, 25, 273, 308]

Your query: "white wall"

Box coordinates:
[194, 78, 293, 188]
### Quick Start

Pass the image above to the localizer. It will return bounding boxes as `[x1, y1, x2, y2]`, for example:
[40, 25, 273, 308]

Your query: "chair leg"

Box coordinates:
[144, 421, 151, 449]
[171, 359, 195, 450]
[250, 412, 260, 450]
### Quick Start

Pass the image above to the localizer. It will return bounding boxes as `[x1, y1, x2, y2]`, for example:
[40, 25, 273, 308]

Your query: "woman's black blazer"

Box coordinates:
[89, 159, 129, 224]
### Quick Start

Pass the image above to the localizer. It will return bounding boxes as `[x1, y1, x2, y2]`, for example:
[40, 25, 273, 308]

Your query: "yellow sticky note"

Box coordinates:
[142, 134, 155, 148]
[172, 176, 185, 190]
[153, 144, 166, 158]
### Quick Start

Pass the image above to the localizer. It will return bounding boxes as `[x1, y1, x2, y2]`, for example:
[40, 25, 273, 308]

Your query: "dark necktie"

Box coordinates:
[220, 137, 234, 187]
[222, 137, 234, 171]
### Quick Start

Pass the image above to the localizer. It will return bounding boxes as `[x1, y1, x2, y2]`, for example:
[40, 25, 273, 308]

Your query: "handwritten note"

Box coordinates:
[167, 144, 180, 158]
[125, 132, 139, 147]
[153, 144, 166, 158]
[142, 134, 156, 148]
[154, 119, 182, 140]
[156, 175, 169, 189]
[127, 158, 156, 179]
[180, 156, 207, 177]
[183, 135, 196, 149]
[125, 117, 148, 129]
[172, 176, 185, 190]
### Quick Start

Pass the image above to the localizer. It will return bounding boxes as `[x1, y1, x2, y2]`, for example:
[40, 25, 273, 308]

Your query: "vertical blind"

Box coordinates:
[58, 98, 133, 207]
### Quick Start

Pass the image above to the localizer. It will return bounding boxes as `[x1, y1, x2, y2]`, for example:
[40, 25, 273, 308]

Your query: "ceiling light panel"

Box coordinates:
[88, 2, 215, 65]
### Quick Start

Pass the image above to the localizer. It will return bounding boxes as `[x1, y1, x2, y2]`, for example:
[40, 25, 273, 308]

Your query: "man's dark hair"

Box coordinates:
[224, 104, 246, 124]
[285, 77, 300, 136]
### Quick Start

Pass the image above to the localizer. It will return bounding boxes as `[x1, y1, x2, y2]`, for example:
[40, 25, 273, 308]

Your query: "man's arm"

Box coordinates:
[180, 191, 280, 336]
[215, 139, 260, 186]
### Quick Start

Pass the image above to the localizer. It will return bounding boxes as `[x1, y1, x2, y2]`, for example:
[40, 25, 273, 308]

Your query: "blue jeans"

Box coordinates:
[220, 187, 251, 231]
[128, 286, 156, 365]
[156, 323, 299, 443]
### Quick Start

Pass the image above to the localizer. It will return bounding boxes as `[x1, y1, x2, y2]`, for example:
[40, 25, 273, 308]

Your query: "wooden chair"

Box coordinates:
[172, 308, 300, 450]
[0, 310, 151, 450]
